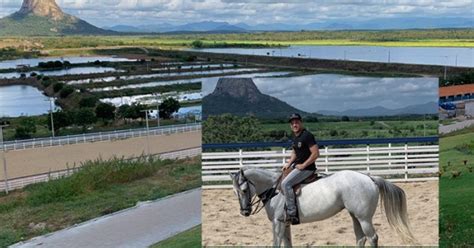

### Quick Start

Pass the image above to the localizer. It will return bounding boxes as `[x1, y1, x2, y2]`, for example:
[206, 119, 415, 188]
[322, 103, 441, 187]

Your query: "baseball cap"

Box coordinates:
[288, 113, 302, 122]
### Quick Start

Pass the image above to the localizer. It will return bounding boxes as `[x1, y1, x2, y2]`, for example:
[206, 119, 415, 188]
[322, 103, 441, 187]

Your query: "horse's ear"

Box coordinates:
[240, 169, 245, 177]
[229, 172, 235, 180]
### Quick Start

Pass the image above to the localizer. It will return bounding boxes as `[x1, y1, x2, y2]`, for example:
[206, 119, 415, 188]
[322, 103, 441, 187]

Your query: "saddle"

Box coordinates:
[279, 167, 323, 196]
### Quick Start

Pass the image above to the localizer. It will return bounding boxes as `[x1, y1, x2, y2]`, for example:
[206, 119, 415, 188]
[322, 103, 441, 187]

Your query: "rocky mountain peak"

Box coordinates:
[17, 0, 65, 20]
[212, 78, 262, 103]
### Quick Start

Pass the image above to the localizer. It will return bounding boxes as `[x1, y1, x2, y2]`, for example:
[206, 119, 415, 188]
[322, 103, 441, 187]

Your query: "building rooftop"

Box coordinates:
[440, 84, 474, 97]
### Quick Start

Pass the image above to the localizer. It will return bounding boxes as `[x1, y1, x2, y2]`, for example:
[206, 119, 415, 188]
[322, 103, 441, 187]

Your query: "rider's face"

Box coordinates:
[290, 119, 303, 134]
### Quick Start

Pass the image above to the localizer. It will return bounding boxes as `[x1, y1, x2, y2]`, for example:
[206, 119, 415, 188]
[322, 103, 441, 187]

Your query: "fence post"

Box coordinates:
[239, 149, 243, 168]
[366, 145, 370, 174]
[388, 143, 392, 170]
[325, 146, 329, 173]
[404, 143, 408, 180]
[282, 148, 286, 165]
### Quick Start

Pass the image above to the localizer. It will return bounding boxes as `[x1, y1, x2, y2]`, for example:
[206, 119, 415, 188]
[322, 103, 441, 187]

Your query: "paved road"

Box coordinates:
[11, 189, 201, 248]
[439, 119, 474, 134]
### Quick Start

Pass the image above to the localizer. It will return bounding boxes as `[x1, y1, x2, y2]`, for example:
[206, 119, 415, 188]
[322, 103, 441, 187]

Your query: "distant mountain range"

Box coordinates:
[318, 102, 438, 117]
[103, 21, 247, 33]
[0, 0, 113, 36]
[104, 17, 473, 33]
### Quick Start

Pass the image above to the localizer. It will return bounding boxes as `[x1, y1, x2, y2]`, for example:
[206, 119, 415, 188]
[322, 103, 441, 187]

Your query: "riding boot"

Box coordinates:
[278, 205, 300, 225]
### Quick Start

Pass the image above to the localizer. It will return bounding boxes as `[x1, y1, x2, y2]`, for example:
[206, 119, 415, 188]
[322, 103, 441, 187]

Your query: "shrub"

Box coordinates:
[59, 86, 74, 98]
[52, 82, 64, 93]
[79, 96, 99, 108]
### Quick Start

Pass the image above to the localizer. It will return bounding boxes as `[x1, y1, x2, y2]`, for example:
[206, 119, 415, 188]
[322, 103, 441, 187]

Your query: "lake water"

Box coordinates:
[0, 56, 134, 69]
[151, 63, 236, 71]
[0, 67, 120, 79]
[0, 85, 59, 117]
[66, 68, 260, 84]
[202, 73, 438, 113]
[90, 71, 291, 92]
[189, 45, 474, 67]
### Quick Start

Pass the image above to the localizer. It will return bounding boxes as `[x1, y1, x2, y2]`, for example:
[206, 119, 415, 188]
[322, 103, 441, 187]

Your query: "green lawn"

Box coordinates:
[150, 225, 201, 248]
[439, 130, 474, 247]
[439, 131, 474, 171]
[0, 156, 201, 247]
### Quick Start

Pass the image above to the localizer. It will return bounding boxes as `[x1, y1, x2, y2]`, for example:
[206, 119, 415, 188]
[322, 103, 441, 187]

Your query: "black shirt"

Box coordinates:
[291, 129, 317, 171]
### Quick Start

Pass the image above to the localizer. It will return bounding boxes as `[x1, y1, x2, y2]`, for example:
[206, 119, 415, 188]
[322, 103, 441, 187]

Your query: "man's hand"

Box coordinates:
[295, 164, 306, 170]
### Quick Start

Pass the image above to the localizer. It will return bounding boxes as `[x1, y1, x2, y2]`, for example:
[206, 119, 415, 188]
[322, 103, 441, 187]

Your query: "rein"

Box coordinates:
[243, 172, 283, 215]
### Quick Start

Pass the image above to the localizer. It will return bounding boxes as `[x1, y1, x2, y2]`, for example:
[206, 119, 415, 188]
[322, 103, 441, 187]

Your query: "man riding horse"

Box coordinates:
[281, 113, 320, 225]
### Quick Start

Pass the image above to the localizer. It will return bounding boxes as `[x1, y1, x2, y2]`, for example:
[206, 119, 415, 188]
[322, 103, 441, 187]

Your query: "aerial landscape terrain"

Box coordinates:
[0, 0, 473, 247]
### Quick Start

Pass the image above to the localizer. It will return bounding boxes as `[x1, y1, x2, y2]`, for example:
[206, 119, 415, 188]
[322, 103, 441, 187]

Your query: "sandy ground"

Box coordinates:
[202, 181, 438, 246]
[1, 131, 201, 179]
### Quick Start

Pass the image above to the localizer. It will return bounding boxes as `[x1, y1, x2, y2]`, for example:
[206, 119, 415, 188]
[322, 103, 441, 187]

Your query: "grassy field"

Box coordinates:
[261, 120, 438, 140]
[150, 225, 201, 248]
[439, 127, 474, 247]
[1, 29, 473, 57]
[0, 156, 201, 247]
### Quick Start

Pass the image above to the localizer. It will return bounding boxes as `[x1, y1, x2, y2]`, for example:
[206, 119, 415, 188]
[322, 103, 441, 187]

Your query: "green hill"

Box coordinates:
[0, 0, 114, 36]
[203, 78, 307, 119]
[0, 14, 112, 36]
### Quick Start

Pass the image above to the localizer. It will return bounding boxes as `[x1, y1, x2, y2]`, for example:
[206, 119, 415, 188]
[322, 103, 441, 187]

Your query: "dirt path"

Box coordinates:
[12, 189, 201, 248]
[202, 181, 438, 246]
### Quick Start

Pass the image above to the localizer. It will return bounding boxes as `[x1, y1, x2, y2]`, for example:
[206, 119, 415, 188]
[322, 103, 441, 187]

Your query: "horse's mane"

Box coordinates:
[241, 166, 280, 181]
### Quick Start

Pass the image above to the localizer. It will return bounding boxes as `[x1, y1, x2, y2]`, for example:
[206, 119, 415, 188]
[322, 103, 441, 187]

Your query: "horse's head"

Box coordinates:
[230, 168, 256, 217]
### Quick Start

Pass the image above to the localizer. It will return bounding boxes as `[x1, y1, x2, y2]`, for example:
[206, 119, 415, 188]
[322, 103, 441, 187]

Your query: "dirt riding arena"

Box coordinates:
[202, 181, 438, 246]
[1, 131, 201, 179]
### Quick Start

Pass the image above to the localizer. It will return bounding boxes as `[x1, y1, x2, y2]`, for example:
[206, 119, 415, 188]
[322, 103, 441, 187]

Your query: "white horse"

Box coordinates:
[230, 167, 416, 247]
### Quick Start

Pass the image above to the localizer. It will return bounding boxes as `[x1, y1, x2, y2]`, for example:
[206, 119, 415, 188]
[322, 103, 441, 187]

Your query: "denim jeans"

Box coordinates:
[281, 168, 314, 216]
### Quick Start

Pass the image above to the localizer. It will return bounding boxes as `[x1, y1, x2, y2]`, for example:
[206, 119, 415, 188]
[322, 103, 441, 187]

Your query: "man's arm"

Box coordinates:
[282, 150, 296, 171]
[296, 144, 319, 170]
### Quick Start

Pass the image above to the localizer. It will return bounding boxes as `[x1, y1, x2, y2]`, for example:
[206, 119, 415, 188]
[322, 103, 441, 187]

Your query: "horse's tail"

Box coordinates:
[371, 176, 417, 244]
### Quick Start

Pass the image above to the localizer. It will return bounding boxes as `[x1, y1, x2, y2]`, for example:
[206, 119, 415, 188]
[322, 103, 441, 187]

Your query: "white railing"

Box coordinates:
[0, 147, 201, 192]
[202, 144, 439, 189]
[1, 123, 201, 151]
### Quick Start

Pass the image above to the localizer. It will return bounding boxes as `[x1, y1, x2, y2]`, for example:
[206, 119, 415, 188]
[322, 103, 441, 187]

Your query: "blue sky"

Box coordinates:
[0, 0, 473, 27]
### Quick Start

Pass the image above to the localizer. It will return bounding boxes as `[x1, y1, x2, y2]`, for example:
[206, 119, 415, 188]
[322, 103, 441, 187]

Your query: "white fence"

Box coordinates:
[1, 123, 201, 151]
[0, 147, 201, 192]
[202, 144, 439, 189]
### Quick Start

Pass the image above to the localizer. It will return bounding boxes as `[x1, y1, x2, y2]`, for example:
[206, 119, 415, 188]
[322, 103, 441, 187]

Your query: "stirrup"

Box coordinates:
[278, 211, 300, 225]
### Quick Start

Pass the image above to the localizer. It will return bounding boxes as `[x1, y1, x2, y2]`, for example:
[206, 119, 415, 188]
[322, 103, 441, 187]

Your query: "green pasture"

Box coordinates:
[261, 120, 438, 140]
[2, 29, 474, 58]
[439, 129, 474, 247]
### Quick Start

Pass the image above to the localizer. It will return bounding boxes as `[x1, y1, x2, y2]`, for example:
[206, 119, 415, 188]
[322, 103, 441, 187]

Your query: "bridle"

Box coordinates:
[236, 170, 281, 216]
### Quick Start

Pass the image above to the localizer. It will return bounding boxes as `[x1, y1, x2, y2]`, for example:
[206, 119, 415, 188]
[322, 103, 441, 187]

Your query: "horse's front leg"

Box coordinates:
[283, 222, 292, 247]
[272, 219, 292, 247]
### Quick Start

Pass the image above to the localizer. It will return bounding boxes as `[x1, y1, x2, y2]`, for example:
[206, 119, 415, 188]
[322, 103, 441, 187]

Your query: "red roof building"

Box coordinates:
[440, 84, 474, 102]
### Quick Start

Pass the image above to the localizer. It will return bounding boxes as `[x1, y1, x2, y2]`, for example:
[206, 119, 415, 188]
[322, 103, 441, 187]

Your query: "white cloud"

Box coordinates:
[0, 0, 472, 26]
